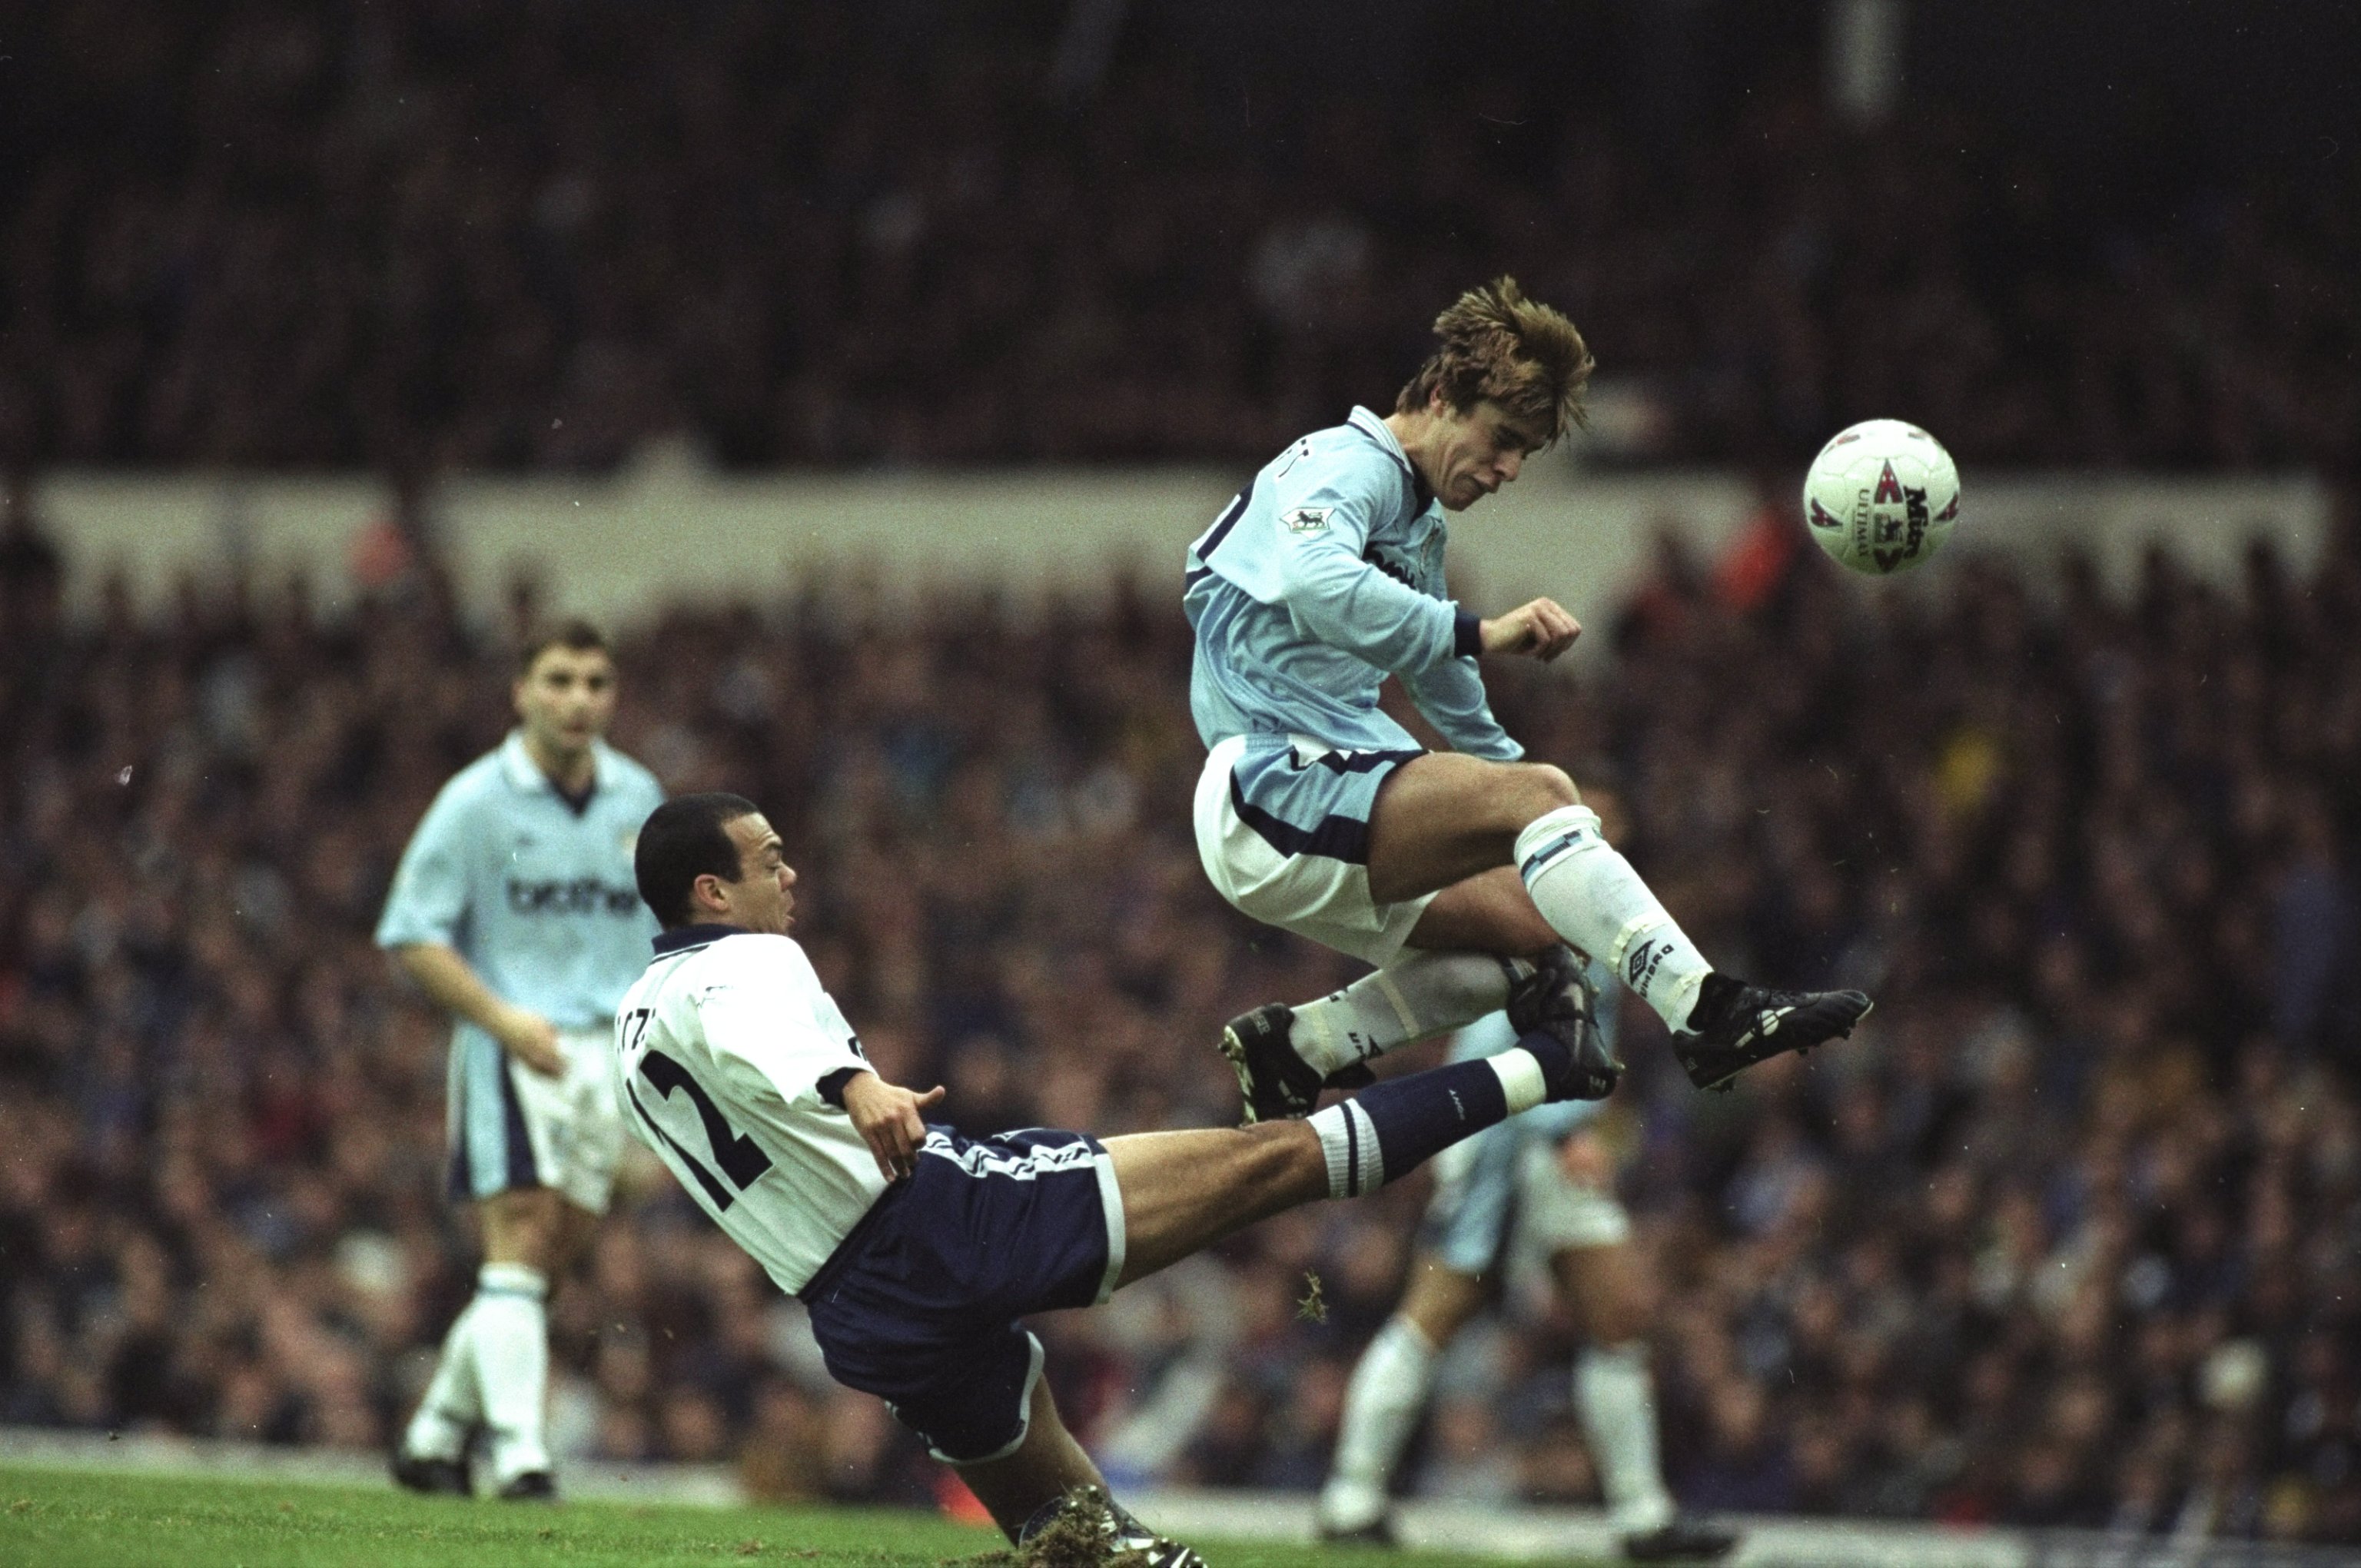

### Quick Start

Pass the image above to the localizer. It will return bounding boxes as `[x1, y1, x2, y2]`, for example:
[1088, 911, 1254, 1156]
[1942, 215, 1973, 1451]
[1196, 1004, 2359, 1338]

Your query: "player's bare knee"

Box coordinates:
[1525, 763, 1581, 812]
[1482, 761, 1578, 832]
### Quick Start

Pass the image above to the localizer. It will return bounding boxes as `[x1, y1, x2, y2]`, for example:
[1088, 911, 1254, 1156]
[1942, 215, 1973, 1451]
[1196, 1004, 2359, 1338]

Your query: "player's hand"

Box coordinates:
[493, 1007, 565, 1077]
[1479, 598, 1581, 662]
[842, 1072, 948, 1182]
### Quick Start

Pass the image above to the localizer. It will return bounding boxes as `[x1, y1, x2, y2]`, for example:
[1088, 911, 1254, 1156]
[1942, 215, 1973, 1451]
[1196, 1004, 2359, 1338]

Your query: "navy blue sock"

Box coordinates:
[1306, 1057, 1512, 1198]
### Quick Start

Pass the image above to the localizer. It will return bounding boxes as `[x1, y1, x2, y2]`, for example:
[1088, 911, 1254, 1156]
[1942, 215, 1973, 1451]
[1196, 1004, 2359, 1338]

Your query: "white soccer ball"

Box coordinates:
[1801, 419, 1961, 575]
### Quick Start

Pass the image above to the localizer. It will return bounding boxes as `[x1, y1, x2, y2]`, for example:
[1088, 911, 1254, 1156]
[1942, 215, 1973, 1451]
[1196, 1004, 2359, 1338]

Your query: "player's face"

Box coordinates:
[513, 646, 618, 757]
[716, 813, 796, 935]
[1427, 394, 1544, 512]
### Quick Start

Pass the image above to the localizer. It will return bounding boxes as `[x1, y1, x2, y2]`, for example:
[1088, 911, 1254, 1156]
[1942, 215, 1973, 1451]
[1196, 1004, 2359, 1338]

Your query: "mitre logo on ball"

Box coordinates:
[1801, 419, 1962, 575]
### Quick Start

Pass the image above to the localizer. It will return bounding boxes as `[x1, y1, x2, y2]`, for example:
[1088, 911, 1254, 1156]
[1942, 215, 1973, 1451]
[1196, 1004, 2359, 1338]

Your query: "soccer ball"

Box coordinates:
[1801, 420, 1961, 575]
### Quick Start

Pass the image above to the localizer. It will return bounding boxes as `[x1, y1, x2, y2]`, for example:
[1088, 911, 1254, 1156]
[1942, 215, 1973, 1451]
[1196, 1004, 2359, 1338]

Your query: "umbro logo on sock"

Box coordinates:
[1625, 940, 1665, 995]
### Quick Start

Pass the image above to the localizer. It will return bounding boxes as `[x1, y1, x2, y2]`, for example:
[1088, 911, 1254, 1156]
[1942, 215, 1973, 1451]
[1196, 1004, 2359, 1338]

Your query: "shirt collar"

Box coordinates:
[500, 729, 605, 796]
[652, 923, 745, 955]
[1346, 406, 1433, 513]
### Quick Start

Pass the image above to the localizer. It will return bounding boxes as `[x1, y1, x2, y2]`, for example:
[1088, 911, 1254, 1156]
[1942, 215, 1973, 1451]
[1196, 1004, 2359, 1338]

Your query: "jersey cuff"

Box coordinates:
[815, 1067, 864, 1108]
[1453, 611, 1483, 659]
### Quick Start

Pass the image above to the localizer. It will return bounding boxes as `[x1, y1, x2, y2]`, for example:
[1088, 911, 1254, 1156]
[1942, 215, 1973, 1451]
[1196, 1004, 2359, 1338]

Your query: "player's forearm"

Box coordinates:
[1285, 554, 1469, 673]
[391, 942, 522, 1035]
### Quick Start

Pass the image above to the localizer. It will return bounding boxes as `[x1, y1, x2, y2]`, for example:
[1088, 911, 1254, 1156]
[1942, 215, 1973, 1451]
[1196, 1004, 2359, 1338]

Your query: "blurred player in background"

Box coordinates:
[616, 793, 1612, 1568]
[1318, 796, 1735, 1564]
[377, 621, 666, 1500]
[1184, 277, 1869, 1117]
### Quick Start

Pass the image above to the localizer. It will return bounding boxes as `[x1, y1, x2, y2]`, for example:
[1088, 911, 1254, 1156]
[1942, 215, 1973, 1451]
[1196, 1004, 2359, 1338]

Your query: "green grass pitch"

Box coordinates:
[0, 1466, 1582, 1568]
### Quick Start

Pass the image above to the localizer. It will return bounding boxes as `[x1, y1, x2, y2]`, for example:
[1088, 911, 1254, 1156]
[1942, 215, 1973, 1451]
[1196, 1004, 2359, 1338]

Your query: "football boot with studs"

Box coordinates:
[1675, 973, 1871, 1093]
[1506, 945, 1622, 1101]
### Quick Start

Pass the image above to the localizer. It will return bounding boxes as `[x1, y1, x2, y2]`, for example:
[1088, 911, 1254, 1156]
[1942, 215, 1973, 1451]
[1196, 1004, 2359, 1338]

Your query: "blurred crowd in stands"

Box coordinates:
[3, 480, 2359, 1547]
[2, 1, 2356, 474]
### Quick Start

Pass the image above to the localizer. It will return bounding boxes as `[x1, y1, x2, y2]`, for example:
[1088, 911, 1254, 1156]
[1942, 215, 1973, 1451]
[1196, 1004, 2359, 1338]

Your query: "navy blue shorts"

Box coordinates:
[799, 1126, 1127, 1463]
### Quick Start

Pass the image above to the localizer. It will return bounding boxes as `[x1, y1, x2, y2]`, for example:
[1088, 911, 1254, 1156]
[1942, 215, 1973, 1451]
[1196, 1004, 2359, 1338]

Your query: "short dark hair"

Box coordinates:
[635, 793, 761, 928]
[519, 618, 610, 676]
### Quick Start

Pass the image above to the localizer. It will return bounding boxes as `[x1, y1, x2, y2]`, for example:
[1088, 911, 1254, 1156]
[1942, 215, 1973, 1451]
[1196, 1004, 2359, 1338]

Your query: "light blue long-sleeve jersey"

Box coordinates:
[376, 732, 666, 1034]
[1184, 407, 1521, 762]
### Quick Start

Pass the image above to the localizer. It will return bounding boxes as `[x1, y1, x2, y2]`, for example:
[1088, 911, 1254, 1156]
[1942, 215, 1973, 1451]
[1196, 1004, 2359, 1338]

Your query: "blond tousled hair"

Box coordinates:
[1395, 276, 1594, 444]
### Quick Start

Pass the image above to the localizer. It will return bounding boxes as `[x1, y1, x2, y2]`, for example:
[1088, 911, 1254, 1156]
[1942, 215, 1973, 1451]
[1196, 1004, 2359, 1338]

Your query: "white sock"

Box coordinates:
[1578, 1343, 1674, 1533]
[403, 1302, 483, 1462]
[1515, 806, 1710, 1032]
[468, 1263, 551, 1483]
[1320, 1317, 1440, 1532]
[1289, 951, 1523, 1076]
[1489, 1048, 1547, 1114]
[1307, 1101, 1385, 1198]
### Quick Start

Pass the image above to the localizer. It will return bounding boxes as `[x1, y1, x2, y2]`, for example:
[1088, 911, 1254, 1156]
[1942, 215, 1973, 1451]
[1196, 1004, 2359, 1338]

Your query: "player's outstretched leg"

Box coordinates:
[1119, 1025, 1595, 1285]
[1222, 944, 1620, 1123]
[942, 1027, 1602, 1568]
[1511, 804, 1871, 1091]
[1343, 758, 1869, 1094]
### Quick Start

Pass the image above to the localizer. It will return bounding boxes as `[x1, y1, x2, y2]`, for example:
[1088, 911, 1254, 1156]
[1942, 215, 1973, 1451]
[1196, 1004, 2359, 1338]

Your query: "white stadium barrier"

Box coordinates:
[28, 458, 2333, 677]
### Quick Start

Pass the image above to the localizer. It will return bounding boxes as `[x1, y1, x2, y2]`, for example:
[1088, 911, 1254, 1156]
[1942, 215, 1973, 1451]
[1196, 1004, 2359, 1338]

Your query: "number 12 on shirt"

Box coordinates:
[619, 1007, 773, 1209]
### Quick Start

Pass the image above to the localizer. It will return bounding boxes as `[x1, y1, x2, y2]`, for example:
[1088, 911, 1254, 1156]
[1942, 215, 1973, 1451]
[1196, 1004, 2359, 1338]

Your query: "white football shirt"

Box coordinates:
[613, 925, 887, 1294]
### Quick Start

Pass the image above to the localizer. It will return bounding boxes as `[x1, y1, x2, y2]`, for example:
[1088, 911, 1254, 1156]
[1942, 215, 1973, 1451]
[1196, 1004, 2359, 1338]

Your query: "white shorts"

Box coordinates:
[1424, 1120, 1629, 1275]
[1192, 734, 1438, 965]
[1516, 1137, 1632, 1253]
[449, 1026, 627, 1215]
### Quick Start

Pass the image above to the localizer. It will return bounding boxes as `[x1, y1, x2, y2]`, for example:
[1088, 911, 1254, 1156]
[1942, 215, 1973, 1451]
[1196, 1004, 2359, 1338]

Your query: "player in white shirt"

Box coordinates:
[616, 793, 1614, 1565]
[377, 622, 665, 1500]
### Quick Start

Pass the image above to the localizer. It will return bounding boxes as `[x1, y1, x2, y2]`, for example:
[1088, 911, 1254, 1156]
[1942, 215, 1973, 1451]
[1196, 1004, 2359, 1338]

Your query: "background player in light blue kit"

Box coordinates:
[376, 620, 665, 1500]
[1185, 277, 1871, 1119]
[1318, 796, 1738, 1563]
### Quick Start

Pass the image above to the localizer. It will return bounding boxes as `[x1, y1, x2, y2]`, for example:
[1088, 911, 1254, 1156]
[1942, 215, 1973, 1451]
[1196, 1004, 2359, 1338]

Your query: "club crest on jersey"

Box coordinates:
[1874, 463, 1902, 503]
[1282, 506, 1332, 534]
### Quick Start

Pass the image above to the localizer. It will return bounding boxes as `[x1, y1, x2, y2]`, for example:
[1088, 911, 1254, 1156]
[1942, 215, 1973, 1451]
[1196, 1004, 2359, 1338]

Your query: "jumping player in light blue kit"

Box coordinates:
[1186, 277, 1871, 1121]
[377, 620, 665, 1500]
[1318, 798, 1738, 1563]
